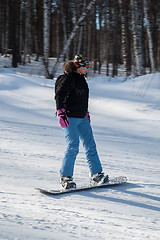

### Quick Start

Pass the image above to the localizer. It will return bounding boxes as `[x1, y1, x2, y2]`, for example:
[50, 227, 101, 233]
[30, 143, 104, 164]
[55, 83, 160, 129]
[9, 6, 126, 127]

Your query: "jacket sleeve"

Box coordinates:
[55, 74, 74, 110]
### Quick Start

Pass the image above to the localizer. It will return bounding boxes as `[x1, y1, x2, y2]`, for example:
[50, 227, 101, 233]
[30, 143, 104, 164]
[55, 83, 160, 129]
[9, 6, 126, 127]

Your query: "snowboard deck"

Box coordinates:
[36, 176, 127, 196]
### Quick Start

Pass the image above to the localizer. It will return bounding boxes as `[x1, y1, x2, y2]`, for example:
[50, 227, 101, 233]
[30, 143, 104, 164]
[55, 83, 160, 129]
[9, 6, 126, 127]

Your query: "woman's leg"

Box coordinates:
[78, 117, 103, 175]
[60, 118, 80, 177]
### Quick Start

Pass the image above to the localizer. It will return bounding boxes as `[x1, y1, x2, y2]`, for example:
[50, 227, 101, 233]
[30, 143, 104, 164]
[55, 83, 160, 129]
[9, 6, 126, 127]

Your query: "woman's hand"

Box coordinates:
[86, 112, 91, 123]
[57, 109, 69, 128]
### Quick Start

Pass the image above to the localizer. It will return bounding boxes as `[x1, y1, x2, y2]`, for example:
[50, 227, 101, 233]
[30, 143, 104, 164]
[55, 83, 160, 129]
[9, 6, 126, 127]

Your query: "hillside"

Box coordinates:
[0, 68, 160, 240]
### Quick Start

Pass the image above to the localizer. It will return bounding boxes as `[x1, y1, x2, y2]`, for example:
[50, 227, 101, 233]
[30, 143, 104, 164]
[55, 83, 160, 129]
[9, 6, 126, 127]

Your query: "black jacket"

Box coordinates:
[55, 71, 89, 118]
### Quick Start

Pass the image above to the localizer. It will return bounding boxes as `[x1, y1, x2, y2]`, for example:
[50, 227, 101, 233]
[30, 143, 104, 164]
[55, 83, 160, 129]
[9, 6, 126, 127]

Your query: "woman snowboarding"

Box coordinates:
[55, 54, 108, 189]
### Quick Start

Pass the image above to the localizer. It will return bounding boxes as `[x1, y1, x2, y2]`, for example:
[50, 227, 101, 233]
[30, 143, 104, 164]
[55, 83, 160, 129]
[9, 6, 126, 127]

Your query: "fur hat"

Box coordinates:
[63, 60, 77, 74]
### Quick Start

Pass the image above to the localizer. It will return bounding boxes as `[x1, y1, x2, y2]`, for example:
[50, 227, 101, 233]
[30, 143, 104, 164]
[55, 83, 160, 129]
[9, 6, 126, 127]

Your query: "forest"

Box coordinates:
[0, 0, 160, 78]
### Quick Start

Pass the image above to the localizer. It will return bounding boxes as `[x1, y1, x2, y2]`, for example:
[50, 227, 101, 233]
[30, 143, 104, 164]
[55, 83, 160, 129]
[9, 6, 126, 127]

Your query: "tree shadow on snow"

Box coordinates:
[43, 182, 160, 212]
[79, 182, 160, 212]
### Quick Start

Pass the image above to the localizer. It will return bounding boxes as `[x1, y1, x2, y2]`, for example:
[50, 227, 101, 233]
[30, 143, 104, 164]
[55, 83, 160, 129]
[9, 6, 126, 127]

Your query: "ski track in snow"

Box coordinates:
[0, 69, 160, 240]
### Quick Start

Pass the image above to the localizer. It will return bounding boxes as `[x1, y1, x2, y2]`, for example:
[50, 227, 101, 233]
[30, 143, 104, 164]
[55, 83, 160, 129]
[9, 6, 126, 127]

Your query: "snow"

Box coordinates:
[0, 67, 160, 240]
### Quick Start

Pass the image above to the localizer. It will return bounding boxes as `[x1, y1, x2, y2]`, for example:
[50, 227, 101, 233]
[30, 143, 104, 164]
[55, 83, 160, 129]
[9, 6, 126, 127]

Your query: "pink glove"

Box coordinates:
[57, 109, 69, 128]
[86, 112, 90, 123]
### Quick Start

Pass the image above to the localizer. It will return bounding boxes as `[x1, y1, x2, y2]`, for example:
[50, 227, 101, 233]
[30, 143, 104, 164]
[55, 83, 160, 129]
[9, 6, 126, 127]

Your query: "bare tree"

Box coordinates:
[10, 0, 20, 67]
[55, 5, 60, 58]
[0, 0, 5, 55]
[130, 0, 143, 76]
[111, 2, 119, 77]
[59, 1, 68, 57]
[0, 0, 10, 56]
[97, 0, 103, 74]
[22, 0, 33, 64]
[143, 0, 155, 73]
[43, 0, 51, 78]
[119, 0, 129, 77]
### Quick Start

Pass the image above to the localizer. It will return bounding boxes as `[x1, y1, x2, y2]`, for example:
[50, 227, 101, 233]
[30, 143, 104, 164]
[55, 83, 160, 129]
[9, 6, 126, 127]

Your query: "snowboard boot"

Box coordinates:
[60, 175, 76, 189]
[90, 172, 109, 185]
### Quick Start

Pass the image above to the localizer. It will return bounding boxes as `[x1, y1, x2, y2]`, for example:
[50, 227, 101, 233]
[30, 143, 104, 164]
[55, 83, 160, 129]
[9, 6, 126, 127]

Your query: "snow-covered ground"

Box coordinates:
[0, 67, 160, 240]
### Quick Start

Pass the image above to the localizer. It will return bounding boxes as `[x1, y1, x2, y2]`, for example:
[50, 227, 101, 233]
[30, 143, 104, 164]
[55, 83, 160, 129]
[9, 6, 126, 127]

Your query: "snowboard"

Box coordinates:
[35, 176, 127, 196]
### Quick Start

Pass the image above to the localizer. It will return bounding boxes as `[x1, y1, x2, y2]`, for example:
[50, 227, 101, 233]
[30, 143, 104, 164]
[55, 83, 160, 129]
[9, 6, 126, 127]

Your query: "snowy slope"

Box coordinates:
[0, 68, 160, 240]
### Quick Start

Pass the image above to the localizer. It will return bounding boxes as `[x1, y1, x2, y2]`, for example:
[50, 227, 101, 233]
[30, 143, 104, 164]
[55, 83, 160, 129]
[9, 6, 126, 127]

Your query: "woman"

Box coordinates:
[55, 54, 108, 189]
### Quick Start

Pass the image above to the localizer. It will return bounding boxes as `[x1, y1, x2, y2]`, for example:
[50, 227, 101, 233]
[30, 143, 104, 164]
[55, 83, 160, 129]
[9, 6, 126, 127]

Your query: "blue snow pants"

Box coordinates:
[60, 117, 102, 177]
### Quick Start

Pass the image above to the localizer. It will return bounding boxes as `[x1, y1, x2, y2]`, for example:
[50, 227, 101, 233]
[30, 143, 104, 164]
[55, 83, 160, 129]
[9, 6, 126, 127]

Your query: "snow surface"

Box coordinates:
[0, 67, 160, 240]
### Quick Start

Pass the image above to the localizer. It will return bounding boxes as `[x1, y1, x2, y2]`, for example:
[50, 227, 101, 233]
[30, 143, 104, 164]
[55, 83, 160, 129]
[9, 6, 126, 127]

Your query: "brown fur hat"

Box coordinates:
[63, 60, 77, 74]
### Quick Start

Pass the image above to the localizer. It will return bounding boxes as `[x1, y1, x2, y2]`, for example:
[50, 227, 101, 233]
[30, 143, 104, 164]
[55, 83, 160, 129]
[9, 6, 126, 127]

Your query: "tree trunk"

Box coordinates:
[93, 3, 97, 73]
[87, 23, 92, 59]
[27, 0, 32, 63]
[4, 0, 9, 56]
[77, 25, 83, 53]
[60, 3, 68, 58]
[97, 0, 103, 74]
[112, 3, 119, 77]
[23, 0, 32, 65]
[119, 0, 129, 76]
[10, 0, 19, 68]
[143, 0, 155, 73]
[18, 1, 22, 64]
[130, 0, 143, 76]
[56, 9, 60, 58]
[43, 0, 51, 78]
[104, 3, 110, 76]
[0, 0, 5, 55]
